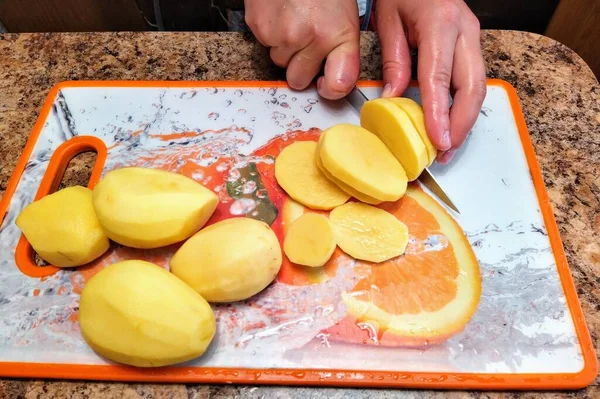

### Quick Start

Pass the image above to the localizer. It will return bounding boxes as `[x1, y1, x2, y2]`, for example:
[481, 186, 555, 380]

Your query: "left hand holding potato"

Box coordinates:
[375, 0, 487, 164]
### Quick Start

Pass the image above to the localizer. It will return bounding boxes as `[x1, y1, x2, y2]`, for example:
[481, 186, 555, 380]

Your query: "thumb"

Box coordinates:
[317, 39, 360, 100]
[376, 2, 411, 97]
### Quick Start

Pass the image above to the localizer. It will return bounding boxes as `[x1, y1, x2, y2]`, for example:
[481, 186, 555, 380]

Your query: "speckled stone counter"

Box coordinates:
[0, 31, 598, 398]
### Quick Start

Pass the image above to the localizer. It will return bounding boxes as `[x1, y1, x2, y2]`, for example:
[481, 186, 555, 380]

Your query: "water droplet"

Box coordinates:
[242, 180, 257, 194]
[216, 162, 229, 172]
[291, 97, 297, 101]
[234, 89, 243, 97]
[230, 198, 257, 215]
[238, 109, 247, 113]
[268, 88, 277, 96]
[279, 94, 287, 99]
[256, 189, 268, 199]
[308, 98, 318, 104]
[227, 168, 241, 182]
[302, 105, 312, 113]
[225, 100, 232, 107]
[280, 102, 289, 108]
[208, 112, 219, 120]
[192, 171, 204, 181]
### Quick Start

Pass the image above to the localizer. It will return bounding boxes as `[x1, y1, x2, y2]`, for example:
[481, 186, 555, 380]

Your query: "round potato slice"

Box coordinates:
[329, 202, 409, 263]
[318, 124, 407, 202]
[284, 213, 336, 267]
[387, 97, 438, 166]
[275, 141, 350, 210]
[360, 98, 429, 181]
[314, 140, 382, 205]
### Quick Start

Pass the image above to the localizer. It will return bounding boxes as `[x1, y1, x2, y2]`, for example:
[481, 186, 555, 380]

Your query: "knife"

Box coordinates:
[345, 87, 460, 214]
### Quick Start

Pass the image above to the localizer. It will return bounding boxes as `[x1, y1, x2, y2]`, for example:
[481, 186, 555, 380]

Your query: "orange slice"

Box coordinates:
[333, 185, 481, 345]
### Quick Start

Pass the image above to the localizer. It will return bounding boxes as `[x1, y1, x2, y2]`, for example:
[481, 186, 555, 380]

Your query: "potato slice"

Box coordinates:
[80, 260, 215, 367]
[318, 124, 407, 202]
[387, 97, 437, 165]
[284, 213, 336, 267]
[275, 141, 350, 210]
[360, 98, 429, 181]
[15, 186, 109, 267]
[170, 217, 282, 302]
[92, 167, 218, 249]
[329, 202, 409, 263]
[314, 140, 382, 205]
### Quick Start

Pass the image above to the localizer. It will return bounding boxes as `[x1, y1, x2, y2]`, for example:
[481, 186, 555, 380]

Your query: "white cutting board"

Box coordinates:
[0, 80, 595, 389]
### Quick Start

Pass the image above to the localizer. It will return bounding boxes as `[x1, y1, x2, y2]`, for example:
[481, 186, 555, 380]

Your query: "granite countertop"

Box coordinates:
[0, 30, 599, 398]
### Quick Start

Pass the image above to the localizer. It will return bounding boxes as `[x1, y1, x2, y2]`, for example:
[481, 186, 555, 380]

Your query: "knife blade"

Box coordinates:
[345, 87, 460, 214]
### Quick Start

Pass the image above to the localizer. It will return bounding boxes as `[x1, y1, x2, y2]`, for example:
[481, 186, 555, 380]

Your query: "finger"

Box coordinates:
[316, 38, 360, 100]
[286, 45, 329, 90]
[437, 24, 486, 164]
[270, 46, 295, 68]
[376, 1, 411, 97]
[417, 25, 459, 151]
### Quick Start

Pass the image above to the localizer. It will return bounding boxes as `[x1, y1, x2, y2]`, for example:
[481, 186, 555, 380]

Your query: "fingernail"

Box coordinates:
[440, 130, 451, 150]
[439, 149, 456, 164]
[381, 83, 393, 98]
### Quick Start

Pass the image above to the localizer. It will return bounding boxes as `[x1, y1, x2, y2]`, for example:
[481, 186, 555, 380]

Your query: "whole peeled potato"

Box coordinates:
[79, 260, 216, 367]
[170, 217, 282, 302]
[92, 167, 218, 249]
[16, 186, 109, 267]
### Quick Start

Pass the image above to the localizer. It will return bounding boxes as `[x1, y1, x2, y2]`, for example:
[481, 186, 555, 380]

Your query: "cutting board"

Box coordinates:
[0, 80, 596, 390]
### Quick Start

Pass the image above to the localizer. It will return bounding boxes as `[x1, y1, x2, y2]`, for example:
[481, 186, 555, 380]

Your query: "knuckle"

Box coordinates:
[471, 78, 488, 99]
[438, 1, 461, 24]
[430, 67, 452, 88]
[465, 14, 481, 32]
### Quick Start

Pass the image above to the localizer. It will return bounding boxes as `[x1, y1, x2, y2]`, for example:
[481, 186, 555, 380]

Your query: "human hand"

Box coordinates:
[245, 0, 360, 100]
[376, 0, 487, 164]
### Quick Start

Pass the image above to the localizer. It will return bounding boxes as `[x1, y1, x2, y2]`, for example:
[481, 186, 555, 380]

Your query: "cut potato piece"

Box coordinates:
[92, 167, 218, 249]
[16, 186, 109, 267]
[314, 140, 382, 205]
[360, 98, 429, 181]
[170, 217, 282, 302]
[318, 124, 407, 202]
[79, 260, 216, 367]
[387, 97, 437, 165]
[329, 202, 409, 263]
[275, 141, 350, 210]
[284, 213, 336, 267]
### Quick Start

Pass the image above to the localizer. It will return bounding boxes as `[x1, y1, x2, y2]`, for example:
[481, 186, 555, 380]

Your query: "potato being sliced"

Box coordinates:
[92, 167, 218, 249]
[387, 97, 437, 165]
[318, 124, 407, 202]
[283, 213, 336, 267]
[360, 98, 429, 181]
[275, 141, 350, 210]
[329, 202, 409, 263]
[314, 140, 382, 205]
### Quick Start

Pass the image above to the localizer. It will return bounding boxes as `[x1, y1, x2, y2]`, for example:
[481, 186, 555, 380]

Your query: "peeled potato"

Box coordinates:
[15, 186, 109, 267]
[79, 260, 216, 367]
[329, 202, 409, 263]
[170, 217, 282, 302]
[314, 140, 382, 205]
[283, 213, 336, 267]
[92, 167, 218, 249]
[360, 98, 429, 181]
[387, 97, 437, 165]
[275, 141, 350, 210]
[318, 124, 407, 202]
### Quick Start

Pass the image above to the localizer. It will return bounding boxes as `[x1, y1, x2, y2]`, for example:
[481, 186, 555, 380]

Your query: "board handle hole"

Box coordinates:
[15, 136, 107, 278]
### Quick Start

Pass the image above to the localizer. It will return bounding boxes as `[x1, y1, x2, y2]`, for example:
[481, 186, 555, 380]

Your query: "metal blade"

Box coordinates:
[345, 87, 460, 213]
[417, 168, 460, 213]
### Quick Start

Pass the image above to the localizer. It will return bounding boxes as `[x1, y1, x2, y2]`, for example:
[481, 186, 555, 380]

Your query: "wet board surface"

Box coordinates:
[0, 80, 596, 389]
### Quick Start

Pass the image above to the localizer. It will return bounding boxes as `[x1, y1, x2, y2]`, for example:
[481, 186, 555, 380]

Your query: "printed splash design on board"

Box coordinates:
[69, 125, 481, 352]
